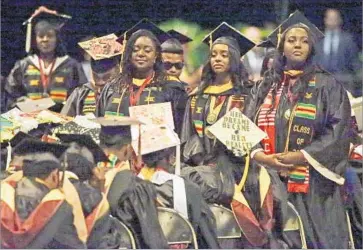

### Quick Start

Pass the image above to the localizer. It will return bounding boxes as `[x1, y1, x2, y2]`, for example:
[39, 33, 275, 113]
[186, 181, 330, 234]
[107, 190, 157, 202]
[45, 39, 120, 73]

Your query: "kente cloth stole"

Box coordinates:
[82, 89, 96, 115]
[98, 153, 118, 168]
[257, 75, 317, 193]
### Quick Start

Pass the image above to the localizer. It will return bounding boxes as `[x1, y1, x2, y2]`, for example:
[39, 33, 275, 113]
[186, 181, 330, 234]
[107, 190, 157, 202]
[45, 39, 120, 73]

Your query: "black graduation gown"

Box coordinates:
[148, 172, 220, 248]
[250, 70, 352, 249]
[96, 77, 188, 135]
[180, 83, 250, 166]
[5, 54, 87, 112]
[1, 177, 85, 249]
[106, 170, 169, 249]
[181, 83, 285, 248]
[69, 178, 122, 249]
[61, 82, 97, 117]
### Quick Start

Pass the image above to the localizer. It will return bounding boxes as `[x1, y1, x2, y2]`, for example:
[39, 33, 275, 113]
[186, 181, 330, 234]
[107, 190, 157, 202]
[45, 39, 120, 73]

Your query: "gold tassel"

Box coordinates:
[119, 33, 127, 72]
[209, 33, 213, 50]
[5, 143, 12, 172]
[25, 21, 32, 53]
[277, 26, 282, 48]
[137, 123, 142, 168]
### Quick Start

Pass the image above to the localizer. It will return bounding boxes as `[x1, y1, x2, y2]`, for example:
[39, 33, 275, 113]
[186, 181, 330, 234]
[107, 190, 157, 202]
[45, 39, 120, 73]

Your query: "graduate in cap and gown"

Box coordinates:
[57, 133, 124, 248]
[138, 136, 220, 249]
[181, 22, 255, 167]
[248, 11, 353, 249]
[0, 131, 37, 179]
[61, 35, 121, 117]
[93, 116, 170, 249]
[5, 6, 87, 113]
[180, 23, 287, 248]
[96, 19, 188, 135]
[161, 30, 192, 86]
[1, 139, 86, 249]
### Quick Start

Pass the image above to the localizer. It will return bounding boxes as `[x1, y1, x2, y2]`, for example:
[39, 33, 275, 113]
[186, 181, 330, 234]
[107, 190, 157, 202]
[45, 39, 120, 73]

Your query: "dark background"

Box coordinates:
[1, 0, 362, 76]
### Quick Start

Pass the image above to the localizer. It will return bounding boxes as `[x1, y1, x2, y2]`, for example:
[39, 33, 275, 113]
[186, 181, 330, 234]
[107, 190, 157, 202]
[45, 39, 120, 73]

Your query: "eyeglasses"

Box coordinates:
[163, 61, 184, 70]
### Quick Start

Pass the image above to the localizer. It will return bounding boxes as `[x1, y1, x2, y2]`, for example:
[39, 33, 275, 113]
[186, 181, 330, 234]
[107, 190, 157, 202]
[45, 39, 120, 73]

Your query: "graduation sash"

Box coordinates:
[82, 89, 97, 115]
[1, 179, 68, 248]
[285, 78, 317, 193]
[24, 60, 69, 104]
[257, 76, 317, 193]
[105, 81, 163, 118]
[231, 166, 274, 247]
[85, 193, 110, 235]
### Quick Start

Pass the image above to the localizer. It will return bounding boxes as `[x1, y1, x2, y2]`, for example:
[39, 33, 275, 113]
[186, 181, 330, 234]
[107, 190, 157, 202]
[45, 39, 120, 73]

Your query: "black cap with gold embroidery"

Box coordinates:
[202, 22, 256, 56]
[116, 18, 171, 45]
[258, 10, 324, 48]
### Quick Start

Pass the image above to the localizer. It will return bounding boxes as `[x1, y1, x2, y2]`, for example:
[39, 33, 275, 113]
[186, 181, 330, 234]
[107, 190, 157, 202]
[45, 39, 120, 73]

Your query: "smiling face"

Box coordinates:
[283, 27, 310, 68]
[131, 36, 157, 73]
[210, 43, 230, 74]
[36, 29, 57, 55]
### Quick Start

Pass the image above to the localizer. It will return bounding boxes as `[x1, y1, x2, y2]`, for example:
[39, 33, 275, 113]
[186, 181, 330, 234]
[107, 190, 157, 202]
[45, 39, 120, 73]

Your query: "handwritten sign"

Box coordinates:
[129, 102, 174, 139]
[78, 34, 123, 60]
[208, 108, 266, 157]
[131, 125, 180, 155]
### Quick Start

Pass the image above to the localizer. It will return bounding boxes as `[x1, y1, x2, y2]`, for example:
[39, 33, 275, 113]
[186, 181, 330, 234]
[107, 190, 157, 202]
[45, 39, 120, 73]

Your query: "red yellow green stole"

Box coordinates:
[82, 90, 97, 115]
[256, 72, 317, 193]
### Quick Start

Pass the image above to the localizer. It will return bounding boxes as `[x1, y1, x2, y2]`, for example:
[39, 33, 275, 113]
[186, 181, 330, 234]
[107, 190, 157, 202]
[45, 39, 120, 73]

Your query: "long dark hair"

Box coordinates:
[29, 21, 67, 57]
[197, 42, 249, 95]
[112, 29, 167, 93]
[260, 24, 317, 112]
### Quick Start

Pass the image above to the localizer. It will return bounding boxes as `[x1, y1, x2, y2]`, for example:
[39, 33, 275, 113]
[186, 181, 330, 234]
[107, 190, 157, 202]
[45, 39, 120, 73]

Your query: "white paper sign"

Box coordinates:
[131, 125, 180, 156]
[208, 108, 267, 157]
[129, 102, 175, 139]
[16, 98, 55, 113]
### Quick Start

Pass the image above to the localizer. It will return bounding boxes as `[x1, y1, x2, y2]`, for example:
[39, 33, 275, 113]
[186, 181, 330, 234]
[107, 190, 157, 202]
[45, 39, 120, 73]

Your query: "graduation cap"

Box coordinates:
[13, 139, 68, 158]
[135, 125, 181, 175]
[16, 98, 55, 113]
[12, 139, 69, 177]
[161, 29, 193, 54]
[92, 116, 143, 144]
[23, 6, 72, 53]
[202, 22, 256, 56]
[257, 10, 324, 48]
[116, 18, 171, 45]
[56, 133, 108, 163]
[0, 131, 36, 149]
[78, 33, 122, 74]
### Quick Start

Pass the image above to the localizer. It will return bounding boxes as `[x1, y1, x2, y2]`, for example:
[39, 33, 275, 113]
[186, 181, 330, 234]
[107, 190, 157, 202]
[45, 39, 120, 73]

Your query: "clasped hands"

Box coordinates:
[254, 151, 306, 173]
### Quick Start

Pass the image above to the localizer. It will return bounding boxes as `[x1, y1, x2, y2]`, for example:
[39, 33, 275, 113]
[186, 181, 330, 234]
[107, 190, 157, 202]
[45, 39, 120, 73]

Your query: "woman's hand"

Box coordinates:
[253, 151, 294, 171]
[276, 151, 306, 165]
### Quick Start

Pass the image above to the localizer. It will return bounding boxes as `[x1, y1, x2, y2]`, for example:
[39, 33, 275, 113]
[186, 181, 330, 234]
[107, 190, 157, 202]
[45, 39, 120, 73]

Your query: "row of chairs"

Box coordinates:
[116, 203, 307, 249]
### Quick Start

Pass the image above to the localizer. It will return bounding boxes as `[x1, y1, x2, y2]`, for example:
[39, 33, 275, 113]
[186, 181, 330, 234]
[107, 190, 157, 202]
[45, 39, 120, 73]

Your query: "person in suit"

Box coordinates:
[315, 8, 362, 97]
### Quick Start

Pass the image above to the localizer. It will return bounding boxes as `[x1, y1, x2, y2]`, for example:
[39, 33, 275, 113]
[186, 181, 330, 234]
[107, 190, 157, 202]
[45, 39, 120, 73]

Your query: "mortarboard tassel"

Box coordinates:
[209, 33, 213, 50]
[119, 33, 127, 72]
[25, 21, 32, 53]
[5, 143, 12, 172]
[277, 26, 282, 49]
